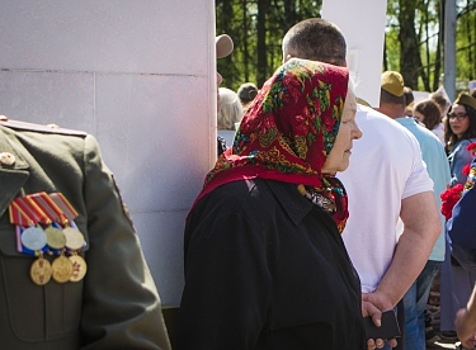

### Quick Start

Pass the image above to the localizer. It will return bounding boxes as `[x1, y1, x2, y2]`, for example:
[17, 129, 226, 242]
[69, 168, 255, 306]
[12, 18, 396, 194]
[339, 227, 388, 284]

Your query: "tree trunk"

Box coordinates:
[398, 0, 421, 89]
[257, 0, 268, 87]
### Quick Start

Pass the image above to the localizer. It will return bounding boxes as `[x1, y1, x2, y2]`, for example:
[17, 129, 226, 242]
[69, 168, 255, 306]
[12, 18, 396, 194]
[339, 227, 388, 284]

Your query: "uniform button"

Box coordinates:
[0, 152, 15, 166]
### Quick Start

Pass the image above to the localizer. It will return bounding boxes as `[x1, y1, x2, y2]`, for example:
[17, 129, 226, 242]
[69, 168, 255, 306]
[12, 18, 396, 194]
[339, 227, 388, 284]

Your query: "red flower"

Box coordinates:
[463, 164, 471, 176]
[466, 142, 476, 156]
[440, 184, 464, 219]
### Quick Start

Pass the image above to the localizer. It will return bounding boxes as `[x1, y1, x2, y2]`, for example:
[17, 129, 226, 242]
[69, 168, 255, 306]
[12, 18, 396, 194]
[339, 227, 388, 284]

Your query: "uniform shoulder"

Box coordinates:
[0, 118, 87, 137]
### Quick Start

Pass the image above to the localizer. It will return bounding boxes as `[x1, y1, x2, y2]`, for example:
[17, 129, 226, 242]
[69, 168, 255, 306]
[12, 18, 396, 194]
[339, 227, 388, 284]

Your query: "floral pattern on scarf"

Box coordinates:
[196, 58, 350, 232]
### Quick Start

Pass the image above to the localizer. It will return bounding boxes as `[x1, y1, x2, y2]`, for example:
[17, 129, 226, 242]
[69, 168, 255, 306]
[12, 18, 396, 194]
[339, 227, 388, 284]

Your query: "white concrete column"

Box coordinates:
[0, 0, 217, 306]
[322, 0, 388, 107]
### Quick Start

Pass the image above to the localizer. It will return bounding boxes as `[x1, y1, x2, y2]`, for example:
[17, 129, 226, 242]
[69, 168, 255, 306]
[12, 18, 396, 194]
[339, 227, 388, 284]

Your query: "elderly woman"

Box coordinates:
[217, 87, 244, 148]
[177, 58, 364, 349]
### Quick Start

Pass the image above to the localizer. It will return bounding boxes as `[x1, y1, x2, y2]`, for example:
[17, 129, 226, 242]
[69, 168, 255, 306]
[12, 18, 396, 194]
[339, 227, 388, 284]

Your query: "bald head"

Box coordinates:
[282, 18, 347, 66]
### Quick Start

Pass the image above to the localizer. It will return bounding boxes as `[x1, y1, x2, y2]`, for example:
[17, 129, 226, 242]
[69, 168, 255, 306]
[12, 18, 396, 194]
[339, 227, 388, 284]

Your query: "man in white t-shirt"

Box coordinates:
[282, 18, 441, 349]
[339, 102, 436, 294]
[338, 103, 440, 349]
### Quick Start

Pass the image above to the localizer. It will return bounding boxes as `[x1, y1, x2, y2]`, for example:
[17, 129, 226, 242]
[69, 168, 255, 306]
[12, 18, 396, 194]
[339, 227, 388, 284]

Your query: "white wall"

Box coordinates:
[0, 0, 390, 307]
[322, 0, 388, 107]
[0, 0, 217, 306]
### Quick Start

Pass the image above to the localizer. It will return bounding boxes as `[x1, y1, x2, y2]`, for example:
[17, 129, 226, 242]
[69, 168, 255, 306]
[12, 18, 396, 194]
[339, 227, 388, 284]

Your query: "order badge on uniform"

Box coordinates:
[8, 191, 88, 286]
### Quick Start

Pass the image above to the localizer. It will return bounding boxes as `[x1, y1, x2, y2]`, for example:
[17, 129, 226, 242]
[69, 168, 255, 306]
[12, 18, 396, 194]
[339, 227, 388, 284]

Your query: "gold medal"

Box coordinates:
[69, 255, 88, 282]
[63, 227, 85, 250]
[51, 255, 73, 283]
[30, 256, 52, 286]
[44, 226, 66, 249]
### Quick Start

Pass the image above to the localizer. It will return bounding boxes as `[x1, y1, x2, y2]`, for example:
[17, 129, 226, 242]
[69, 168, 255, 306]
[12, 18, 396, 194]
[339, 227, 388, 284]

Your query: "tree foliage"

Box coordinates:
[216, 0, 476, 93]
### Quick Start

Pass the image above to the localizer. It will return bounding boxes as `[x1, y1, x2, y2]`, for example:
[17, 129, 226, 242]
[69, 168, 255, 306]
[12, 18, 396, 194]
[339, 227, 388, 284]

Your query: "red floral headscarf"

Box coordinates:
[195, 58, 350, 231]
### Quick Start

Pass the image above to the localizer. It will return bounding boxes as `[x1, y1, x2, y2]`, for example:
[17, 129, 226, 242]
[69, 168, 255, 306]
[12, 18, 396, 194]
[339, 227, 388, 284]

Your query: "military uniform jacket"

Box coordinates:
[0, 121, 170, 350]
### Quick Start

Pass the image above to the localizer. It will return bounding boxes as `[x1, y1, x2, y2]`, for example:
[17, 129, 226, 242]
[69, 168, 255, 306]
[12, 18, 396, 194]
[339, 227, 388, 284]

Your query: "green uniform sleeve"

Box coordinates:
[79, 134, 171, 350]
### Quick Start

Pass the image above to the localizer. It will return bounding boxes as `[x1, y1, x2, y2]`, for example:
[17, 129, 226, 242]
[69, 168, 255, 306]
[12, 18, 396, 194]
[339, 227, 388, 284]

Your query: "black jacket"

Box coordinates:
[177, 178, 366, 349]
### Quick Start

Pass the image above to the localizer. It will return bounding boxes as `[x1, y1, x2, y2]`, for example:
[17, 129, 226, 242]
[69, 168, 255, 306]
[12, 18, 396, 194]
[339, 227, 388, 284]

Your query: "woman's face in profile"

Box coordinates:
[321, 89, 362, 174]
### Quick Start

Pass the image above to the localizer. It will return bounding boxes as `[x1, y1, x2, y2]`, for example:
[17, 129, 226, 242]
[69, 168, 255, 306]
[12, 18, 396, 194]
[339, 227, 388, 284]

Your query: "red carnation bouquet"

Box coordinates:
[440, 142, 476, 219]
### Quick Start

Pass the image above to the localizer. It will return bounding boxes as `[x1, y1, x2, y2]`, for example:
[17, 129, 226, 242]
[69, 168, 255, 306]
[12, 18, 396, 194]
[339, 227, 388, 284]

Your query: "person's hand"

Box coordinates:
[455, 308, 476, 349]
[362, 293, 398, 349]
[362, 291, 394, 312]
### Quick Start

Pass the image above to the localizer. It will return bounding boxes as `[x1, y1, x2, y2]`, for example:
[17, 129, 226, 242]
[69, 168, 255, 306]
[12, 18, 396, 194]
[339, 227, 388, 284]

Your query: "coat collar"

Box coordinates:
[0, 125, 30, 218]
[265, 179, 314, 227]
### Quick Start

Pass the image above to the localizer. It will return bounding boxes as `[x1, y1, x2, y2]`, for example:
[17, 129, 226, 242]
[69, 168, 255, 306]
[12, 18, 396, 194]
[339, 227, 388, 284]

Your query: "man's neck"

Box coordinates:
[377, 104, 405, 120]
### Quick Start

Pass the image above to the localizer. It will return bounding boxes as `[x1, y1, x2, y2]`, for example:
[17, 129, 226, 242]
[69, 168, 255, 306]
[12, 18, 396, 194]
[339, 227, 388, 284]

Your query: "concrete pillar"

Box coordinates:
[322, 0, 388, 107]
[0, 0, 217, 306]
[444, 0, 457, 101]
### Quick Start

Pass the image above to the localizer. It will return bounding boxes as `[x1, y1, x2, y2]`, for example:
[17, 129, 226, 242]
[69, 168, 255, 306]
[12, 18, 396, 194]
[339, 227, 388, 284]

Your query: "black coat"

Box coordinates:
[177, 178, 366, 349]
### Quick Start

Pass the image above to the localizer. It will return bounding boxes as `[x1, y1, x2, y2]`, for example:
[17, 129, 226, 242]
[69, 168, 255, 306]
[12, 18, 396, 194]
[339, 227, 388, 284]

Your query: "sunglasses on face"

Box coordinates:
[447, 112, 468, 122]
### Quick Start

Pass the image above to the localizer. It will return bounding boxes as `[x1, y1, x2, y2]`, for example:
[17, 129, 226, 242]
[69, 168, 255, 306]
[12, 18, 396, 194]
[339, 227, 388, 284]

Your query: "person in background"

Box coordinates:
[282, 18, 440, 350]
[447, 152, 476, 349]
[414, 99, 445, 144]
[440, 92, 476, 341]
[413, 97, 446, 346]
[177, 58, 366, 349]
[444, 93, 476, 184]
[217, 87, 243, 147]
[455, 286, 476, 350]
[404, 86, 415, 116]
[430, 92, 450, 144]
[378, 71, 450, 350]
[215, 34, 234, 156]
[237, 82, 259, 112]
[0, 116, 171, 349]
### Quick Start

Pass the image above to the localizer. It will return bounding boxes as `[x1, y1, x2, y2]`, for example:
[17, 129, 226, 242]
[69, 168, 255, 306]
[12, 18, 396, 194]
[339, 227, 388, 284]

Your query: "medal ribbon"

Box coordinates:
[9, 201, 34, 227]
[21, 196, 52, 226]
[50, 193, 78, 221]
[29, 192, 69, 226]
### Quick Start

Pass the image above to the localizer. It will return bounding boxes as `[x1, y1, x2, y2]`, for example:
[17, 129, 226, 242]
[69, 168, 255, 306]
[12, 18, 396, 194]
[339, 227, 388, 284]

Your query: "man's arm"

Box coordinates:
[455, 284, 476, 349]
[363, 191, 440, 309]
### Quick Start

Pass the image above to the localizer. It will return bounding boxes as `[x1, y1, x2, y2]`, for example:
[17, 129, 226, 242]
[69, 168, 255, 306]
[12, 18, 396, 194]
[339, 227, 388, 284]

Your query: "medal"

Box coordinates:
[44, 226, 66, 249]
[51, 255, 73, 283]
[30, 256, 52, 286]
[69, 254, 88, 282]
[63, 227, 85, 250]
[21, 226, 47, 251]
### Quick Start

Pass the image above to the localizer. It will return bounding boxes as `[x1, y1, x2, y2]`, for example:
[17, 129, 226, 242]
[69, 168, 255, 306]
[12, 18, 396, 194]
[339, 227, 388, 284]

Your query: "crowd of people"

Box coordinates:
[201, 18, 476, 350]
[3, 14, 476, 350]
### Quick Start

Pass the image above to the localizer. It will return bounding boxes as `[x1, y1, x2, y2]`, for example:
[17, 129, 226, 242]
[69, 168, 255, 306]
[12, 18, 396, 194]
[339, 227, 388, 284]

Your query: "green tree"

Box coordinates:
[217, 0, 476, 93]
[456, 0, 476, 84]
[216, 0, 322, 91]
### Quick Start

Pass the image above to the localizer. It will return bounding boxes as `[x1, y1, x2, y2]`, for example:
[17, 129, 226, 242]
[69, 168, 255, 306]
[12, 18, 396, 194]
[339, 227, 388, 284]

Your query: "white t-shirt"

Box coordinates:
[338, 105, 434, 293]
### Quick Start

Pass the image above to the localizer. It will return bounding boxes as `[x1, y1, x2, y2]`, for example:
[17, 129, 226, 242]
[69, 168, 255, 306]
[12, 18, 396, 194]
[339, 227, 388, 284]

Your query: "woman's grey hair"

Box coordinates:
[217, 88, 244, 130]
